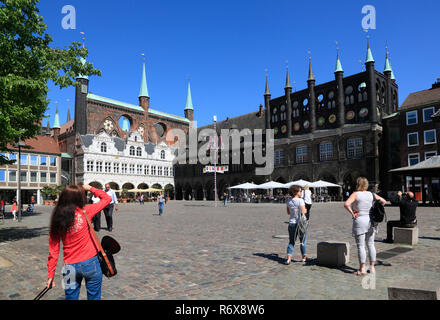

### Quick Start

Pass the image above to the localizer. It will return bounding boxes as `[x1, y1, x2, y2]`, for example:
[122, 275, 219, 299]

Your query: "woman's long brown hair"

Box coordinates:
[50, 185, 87, 240]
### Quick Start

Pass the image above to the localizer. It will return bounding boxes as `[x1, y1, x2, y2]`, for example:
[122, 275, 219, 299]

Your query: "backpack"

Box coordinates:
[370, 192, 386, 223]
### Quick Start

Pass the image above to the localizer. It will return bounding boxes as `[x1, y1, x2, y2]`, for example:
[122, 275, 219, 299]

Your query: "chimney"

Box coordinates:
[258, 104, 263, 117]
[432, 78, 440, 89]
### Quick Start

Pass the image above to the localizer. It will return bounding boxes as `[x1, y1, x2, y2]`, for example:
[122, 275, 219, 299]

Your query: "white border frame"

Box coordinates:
[424, 129, 437, 145]
[425, 151, 437, 160]
[422, 107, 435, 123]
[406, 110, 418, 125]
[407, 132, 419, 147]
[408, 153, 420, 166]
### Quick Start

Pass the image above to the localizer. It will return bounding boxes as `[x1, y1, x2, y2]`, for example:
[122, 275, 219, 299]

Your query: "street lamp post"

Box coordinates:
[15, 138, 26, 222]
[213, 116, 217, 208]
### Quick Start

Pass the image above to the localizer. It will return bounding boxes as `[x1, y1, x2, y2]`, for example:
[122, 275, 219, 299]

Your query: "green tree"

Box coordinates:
[0, 0, 101, 164]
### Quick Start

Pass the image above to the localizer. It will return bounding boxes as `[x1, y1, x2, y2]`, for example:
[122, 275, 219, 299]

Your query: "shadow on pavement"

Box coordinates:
[419, 236, 440, 241]
[253, 253, 286, 265]
[0, 226, 49, 243]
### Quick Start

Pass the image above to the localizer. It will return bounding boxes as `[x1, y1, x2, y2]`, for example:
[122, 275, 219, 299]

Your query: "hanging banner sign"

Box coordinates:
[203, 165, 229, 174]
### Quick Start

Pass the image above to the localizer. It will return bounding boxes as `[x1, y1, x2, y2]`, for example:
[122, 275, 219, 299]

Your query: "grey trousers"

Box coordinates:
[355, 230, 376, 264]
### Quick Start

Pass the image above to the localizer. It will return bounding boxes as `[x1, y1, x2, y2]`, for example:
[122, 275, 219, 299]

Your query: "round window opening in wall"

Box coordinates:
[303, 98, 309, 106]
[293, 101, 299, 108]
[155, 122, 167, 138]
[328, 91, 335, 99]
[345, 86, 353, 95]
[317, 94, 324, 102]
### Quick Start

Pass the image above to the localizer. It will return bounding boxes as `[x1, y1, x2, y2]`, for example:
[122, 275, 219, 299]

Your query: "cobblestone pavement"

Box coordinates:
[0, 201, 439, 300]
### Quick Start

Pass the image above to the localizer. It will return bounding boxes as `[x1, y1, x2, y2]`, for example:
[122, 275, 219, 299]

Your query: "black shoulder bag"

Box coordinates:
[369, 192, 386, 223]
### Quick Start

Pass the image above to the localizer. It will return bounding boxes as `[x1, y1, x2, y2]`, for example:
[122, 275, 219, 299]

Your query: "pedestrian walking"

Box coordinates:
[158, 192, 165, 216]
[102, 184, 118, 232]
[344, 177, 386, 276]
[46, 184, 111, 300]
[223, 192, 228, 206]
[384, 191, 417, 243]
[0, 199, 4, 222]
[301, 184, 313, 220]
[11, 200, 18, 221]
[285, 185, 308, 265]
[140, 194, 144, 205]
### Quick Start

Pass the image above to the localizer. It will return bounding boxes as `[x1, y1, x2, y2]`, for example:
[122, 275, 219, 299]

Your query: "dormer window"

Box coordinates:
[101, 142, 107, 153]
[160, 150, 166, 160]
[136, 147, 142, 157]
[129, 146, 135, 156]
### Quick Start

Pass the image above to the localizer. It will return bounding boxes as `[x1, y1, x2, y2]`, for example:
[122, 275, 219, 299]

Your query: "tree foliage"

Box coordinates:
[0, 0, 101, 163]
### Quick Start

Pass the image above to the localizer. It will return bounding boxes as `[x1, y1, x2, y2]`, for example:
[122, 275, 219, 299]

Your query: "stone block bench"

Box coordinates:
[317, 241, 350, 267]
[393, 227, 418, 245]
[388, 280, 440, 300]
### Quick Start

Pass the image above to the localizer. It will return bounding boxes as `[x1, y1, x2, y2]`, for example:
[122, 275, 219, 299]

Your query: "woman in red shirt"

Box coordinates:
[46, 184, 111, 300]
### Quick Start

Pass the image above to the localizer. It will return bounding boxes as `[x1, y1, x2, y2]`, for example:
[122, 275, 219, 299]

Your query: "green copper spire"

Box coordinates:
[308, 57, 315, 81]
[77, 56, 89, 80]
[365, 39, 375, 63]
[335, 52, 343, 73]
[46, 119, 50, 134]
[139, 62, 149, 98]
[264, 73, 270, 95]
[122, 117, 129, 132]
[384, 57, 392, 72]
[285, 64, 292, 89]
[67, 106, 71, 122]
[184, 81, 193, 110]
[53, 106, 60, 129]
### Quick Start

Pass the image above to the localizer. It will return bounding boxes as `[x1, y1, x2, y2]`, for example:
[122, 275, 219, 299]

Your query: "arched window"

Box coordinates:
[101, 142, 107, 153]
[136, 147, 142, 157]
[160, 150, 166, 160]
[129, 146, 135, 156]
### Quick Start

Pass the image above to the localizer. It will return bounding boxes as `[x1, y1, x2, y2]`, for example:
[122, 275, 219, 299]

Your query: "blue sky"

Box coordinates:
[38, 0, 439, 128]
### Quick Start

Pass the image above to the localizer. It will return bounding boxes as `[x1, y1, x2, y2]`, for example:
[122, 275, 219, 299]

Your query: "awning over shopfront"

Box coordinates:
[389, 156, 440, 176]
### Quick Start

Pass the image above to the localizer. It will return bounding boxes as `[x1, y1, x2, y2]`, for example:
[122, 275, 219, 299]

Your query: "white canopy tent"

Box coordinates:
[283, 179, 312, 188]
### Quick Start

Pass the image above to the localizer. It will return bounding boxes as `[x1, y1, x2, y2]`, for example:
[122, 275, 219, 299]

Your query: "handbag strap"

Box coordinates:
[82, 210, 115, 275]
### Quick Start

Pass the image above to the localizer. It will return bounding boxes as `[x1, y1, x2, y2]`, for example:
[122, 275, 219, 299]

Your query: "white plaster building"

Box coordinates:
[76, 130, 176, 192]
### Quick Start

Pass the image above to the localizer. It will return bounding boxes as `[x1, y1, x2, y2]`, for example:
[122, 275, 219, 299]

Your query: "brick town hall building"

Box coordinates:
[174, 41, 400, 199]
[55, 54, 193, 196]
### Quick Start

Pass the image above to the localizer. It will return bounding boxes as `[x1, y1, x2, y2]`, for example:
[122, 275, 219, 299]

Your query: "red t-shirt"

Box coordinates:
[47, 187, 111, 279]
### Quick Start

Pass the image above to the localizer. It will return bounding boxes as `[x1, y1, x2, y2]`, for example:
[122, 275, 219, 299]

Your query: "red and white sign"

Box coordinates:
[203, 165, 229, 173]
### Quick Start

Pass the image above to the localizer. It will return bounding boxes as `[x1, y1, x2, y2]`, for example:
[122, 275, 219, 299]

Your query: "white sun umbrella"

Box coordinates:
[228, 182, 259, 189]
[309, 180, 341, 188]
[257, 181, 288, 189]
[228, 182, 259, 200]
[309, 180, 341, 201]
[283, 179, 312, 188]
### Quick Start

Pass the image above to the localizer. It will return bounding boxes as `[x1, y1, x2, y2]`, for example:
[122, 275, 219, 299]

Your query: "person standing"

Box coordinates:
[344, 177, 386, 275]
[302, 184, 313, 220]
[223, 192, 228, 206]
[384, 191, 417, 243]
[91, 194, 103, 232]
[101, 184, 118, 232]
[46, 184, 112, 300]
[158, 192, 165, 216]
[285, 185, 308, 265]
[11, 200, 18, 221]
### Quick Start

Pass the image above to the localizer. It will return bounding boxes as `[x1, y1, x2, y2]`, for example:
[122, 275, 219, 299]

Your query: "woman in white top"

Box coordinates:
[285, 185, 308, 265]
[344, 177, 386, 275]
[301, 184, 313, 220]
